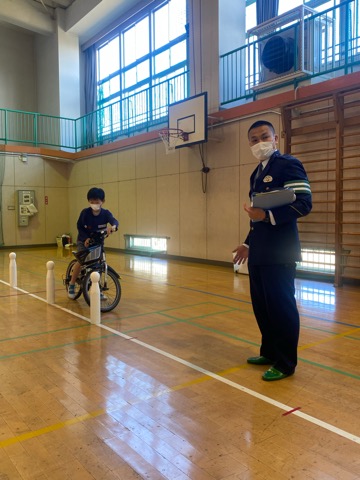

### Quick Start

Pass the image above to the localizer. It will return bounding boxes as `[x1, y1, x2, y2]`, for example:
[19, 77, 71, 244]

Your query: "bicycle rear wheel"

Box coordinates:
[64, 259, 83, 300]
[82, 268, 121, 312]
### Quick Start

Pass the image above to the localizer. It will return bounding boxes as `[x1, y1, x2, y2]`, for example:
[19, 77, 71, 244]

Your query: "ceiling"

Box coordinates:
[32, 0, 77, 8]
[1, 0, 144, 43]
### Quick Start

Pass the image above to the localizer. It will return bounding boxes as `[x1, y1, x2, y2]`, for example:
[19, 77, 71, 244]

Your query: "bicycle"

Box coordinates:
[63, 230, 121, 312]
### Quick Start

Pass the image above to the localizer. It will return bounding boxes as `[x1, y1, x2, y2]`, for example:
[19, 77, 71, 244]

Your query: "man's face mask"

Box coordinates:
[250, 141, 276, 161]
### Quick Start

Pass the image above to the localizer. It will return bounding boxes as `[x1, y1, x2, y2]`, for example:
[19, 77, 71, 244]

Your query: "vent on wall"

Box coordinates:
[248, 5, 325, 90]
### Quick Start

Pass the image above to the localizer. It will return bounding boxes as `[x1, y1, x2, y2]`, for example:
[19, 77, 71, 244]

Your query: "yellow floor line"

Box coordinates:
[0, 409, 105, 448]
[0, 366, 244, 448]
[299, 325, 360, 351]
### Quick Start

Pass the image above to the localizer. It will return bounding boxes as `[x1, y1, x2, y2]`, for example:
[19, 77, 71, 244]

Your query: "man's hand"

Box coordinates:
[232, 245, 249, 265]
[243, 202, 266, 222]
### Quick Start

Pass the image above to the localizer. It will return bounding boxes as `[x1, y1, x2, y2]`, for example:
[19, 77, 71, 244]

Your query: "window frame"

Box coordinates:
[94, 0, 189, 138]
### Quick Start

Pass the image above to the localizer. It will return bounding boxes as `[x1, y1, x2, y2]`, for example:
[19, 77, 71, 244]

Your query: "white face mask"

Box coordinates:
[90, 203, 101, 212]
[250, 141, 275, 161]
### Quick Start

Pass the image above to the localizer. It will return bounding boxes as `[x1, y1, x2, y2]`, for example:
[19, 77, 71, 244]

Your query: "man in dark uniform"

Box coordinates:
[233, 120, 312, 381]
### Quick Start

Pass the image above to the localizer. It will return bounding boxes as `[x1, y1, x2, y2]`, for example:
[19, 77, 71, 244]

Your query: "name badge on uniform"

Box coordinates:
[263, 175, 273, 183]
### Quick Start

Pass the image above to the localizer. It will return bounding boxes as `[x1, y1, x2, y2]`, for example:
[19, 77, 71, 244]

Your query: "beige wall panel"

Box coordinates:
[68, 160, 89, 187]
[179, 145, 203, 174]
[44, 187, 69, 244]
[239, 163, 254, 244]
[1, 186, 17, 246]
[16, 187, 45, 246]
[88, 156, 103, 186]
[102, 182, 120, 249]
[156, 175, 180, 255]
[118, 149, 136, 181]
[3, 155, 15, 186]
[135, 144, 156, 179]
[102, 152, 118, 184]
[156, 141, 180, 176]
[14, 156, 44, 187]
[206, 122, 240, 169]
[206, 166, 239, 262]
[44, 159, 70, 188]
[118, 180, 136, 249]
[239, 122, 255, 167]
[179, 172, 206, 258]
[136, 177, 157, 235]
[68, 185, 90, 240]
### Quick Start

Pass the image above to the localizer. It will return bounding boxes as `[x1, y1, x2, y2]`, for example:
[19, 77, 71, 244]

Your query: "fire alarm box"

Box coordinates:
[17, 190, 38, 226]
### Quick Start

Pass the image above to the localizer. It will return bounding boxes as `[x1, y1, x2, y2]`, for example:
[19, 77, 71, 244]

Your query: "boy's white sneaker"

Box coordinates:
[68, 284, 76, 299]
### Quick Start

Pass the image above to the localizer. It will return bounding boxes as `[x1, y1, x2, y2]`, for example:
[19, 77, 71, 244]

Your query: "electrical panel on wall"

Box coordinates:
[17, 190, 38, 226]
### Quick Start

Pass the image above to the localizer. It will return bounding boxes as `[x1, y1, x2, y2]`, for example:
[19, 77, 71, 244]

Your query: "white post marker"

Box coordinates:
[46, 261, 55, 304]
[9, 252, 17, 288]
[90, 271, 101, 324]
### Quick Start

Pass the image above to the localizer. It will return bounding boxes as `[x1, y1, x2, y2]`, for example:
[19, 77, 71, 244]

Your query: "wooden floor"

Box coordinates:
[0, 246, 359, 480]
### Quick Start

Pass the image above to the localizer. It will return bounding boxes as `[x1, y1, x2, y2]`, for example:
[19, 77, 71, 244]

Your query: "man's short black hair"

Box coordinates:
[248, 120, 275, 137]
[87, 187, 105, 201]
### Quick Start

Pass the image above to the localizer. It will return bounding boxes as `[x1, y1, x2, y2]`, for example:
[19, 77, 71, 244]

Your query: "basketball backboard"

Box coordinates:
[168, 92, 208, 149]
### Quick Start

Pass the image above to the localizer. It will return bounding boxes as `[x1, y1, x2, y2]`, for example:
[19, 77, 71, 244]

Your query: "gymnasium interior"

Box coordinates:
[0, 1, 359, 479]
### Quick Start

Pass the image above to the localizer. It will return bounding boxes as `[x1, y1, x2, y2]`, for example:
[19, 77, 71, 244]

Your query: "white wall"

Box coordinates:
[35, 32, 60, 116]
[57, 9, 81, 120]
[0, 25, 37, 111]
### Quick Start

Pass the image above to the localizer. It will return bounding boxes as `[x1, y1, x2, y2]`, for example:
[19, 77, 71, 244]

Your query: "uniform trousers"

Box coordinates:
[248, 263, 299, 374]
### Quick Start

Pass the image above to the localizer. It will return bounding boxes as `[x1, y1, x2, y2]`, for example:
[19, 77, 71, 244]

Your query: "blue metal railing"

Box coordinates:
[220, 0, 360, 105]
[0, 71, 188, 152]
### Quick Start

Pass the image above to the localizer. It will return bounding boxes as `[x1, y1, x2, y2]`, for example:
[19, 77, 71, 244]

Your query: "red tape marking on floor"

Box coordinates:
[282, 406, 301, 416]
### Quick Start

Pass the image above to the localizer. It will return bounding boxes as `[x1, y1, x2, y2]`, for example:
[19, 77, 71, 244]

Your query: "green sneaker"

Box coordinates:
[262, 367, 293, 381]
[247, 356, 274, 365]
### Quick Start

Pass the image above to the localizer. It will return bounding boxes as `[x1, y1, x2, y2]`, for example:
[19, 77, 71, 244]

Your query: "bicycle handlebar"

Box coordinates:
[88, 226, 118, 245]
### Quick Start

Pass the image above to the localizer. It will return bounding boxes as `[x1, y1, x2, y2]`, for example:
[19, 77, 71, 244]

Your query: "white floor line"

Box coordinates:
[3, 280, 360, 445]
[0, 280, 90, 322]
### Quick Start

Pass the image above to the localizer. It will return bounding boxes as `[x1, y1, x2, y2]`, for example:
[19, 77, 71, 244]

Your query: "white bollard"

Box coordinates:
[9, 252, 17, 288]
[46, 261, 55, 304]
[90, 271, 101, 324]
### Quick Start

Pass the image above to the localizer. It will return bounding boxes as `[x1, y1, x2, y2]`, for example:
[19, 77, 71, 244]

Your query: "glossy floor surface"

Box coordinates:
[0, 246, 359, 479]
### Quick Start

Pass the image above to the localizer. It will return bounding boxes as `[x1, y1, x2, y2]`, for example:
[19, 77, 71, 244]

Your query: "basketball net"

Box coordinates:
[159, 128, 186, 154]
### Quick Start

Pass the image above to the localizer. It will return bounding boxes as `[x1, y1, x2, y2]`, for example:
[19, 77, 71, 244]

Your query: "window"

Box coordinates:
[124, 234, 169, 253]
[95, 0, 188, 139]
[298, 248, 335, 273]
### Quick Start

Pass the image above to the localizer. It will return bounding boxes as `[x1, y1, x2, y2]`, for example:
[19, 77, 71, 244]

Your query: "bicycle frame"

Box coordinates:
[64, 229, 121, 311]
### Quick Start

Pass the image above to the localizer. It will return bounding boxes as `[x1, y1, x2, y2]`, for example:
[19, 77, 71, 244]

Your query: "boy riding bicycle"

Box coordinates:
[68, 187, 119, 299]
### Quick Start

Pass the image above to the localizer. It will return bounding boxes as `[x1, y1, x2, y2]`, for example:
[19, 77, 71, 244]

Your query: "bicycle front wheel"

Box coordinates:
[82, 268, 121, 312]
[64, 259, 83, 300]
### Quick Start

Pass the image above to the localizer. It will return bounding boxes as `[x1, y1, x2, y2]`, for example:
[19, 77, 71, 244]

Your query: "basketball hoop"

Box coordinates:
[159, 128, 189, 154]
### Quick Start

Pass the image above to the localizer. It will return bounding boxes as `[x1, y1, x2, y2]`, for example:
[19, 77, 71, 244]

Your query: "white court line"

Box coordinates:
[3, 279, 360, 445]
[0, 280, 90, 322]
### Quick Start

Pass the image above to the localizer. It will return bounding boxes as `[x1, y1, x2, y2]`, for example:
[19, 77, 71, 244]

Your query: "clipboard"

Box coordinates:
[251, 188, 296, 209]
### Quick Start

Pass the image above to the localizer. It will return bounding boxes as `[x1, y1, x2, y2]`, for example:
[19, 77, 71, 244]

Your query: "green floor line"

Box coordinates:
[299, 357, 360, 380]
[0, 324, 89, 343]
[0, 333, 115, 360]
